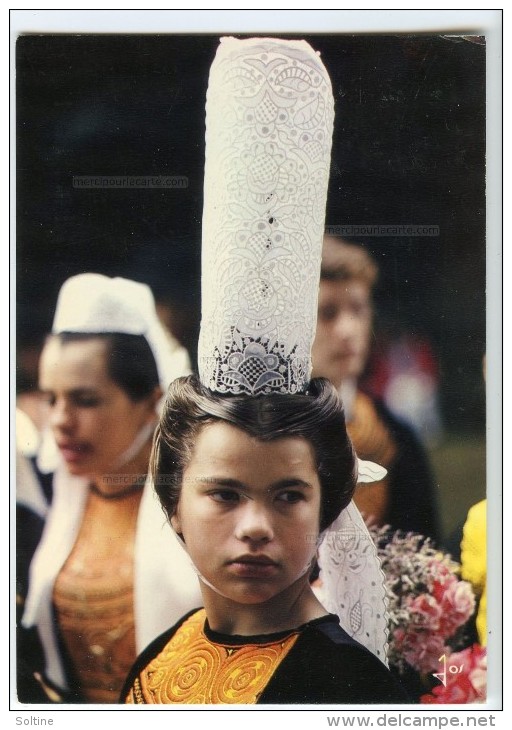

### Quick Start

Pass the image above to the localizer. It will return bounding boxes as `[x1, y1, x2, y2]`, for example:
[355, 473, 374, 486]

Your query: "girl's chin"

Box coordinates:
[199, 579, 276, 605]
[202, 576, 310, 607]
[63, 459, 95, 477]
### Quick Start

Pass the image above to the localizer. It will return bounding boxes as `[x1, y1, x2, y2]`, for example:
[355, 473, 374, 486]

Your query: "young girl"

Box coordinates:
[122, 375, 408, 704]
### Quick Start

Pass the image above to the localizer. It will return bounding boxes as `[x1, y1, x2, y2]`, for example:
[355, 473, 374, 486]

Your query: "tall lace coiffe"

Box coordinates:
[198, 36, 334, 395]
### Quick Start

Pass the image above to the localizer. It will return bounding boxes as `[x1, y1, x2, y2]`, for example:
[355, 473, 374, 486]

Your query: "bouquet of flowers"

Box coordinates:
[368, 526, 486, 703]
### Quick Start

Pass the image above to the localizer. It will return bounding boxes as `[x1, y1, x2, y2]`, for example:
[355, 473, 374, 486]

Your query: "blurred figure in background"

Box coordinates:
[364, 332, 443, 448]
[19, 274, 201, 703]
[312, 235, 441, 543]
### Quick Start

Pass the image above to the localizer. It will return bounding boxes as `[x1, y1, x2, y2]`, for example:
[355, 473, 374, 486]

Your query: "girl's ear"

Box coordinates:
[148, 385, 163, 417]
[170, 510, 182, 534]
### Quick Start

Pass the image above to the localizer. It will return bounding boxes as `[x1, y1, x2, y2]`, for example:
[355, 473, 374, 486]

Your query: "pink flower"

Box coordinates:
[438, 580, 476, 636]
[469, 667, 487, 697]
[450, 644, 487, 696]
[431, 567, 458, 603]
[430, 558, 455, 583]
[405, 634, 446, 675]
[408, 593, 442, 631]
[393, 627, 447, 674]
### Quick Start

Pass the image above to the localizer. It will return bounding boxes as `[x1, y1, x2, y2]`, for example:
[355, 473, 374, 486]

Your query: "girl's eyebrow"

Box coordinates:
[268, 479, 314, 491]
[193, 477, 313, 491]
[194, 477, 245, 488]
[40, 387, 100, 399]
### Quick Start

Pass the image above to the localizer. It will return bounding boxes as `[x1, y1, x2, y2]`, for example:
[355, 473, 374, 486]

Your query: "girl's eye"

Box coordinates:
[276, 491, 305, 504]
[40, 393, 101, 409]
[350, 303, 370, 319]
[319, 305, 337, 322]
[74, 396, 101, 408]
[42, 393, 56, 407]
[209, 490, 240, 504]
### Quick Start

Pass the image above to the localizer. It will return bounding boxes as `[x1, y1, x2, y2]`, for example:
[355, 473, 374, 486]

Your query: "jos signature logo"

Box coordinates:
[432, 653, 464, 687]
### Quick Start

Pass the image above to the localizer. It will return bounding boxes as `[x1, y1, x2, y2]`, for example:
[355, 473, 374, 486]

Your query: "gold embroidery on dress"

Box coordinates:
[125, 677, 144, 704]
[133, 610, 299, 704]
[53, 489, 142, 703]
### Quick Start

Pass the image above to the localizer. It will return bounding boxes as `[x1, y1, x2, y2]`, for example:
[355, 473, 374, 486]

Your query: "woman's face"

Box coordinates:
[39, 336, 157, 480]
[171, 421, 322, 605]
[312, 278, 373, 388]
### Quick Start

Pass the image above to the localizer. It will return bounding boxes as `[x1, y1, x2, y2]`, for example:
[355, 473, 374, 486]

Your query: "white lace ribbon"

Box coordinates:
[316, 461, 390, 665]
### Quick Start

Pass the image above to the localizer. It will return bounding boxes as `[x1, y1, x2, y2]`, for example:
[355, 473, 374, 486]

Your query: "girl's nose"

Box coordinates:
[50, 398, 74, 431]
[333, 311, 357, 340]
[234, 502, 274, 544]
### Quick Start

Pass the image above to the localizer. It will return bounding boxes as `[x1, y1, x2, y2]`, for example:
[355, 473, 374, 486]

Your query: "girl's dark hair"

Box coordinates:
[152, 375, 357, 532]
[54, 332, 159, 401]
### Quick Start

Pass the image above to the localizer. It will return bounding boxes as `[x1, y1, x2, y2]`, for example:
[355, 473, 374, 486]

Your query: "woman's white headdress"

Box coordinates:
[52, 273, 190, 393]
[198, 36, 388, 663]
[37, 273, 190, 473]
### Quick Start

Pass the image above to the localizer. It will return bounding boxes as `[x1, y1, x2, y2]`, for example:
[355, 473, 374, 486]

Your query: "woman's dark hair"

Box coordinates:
[152, 375, 357, 532]
[54, 332, 160, 401]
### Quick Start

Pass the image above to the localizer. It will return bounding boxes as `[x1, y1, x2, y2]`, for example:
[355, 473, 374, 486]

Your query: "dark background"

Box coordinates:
[16, 33, 486, 435]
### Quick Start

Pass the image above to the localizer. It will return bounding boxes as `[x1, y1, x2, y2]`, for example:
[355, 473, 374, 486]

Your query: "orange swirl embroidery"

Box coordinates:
[134, 610, 299, 704]
[213, 651, 280, 703]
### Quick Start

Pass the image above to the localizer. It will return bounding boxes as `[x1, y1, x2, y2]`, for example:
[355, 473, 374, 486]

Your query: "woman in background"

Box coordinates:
[21, 273, 201, 703]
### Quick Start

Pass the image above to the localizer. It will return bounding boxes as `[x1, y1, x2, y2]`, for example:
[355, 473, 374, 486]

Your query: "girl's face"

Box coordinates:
[171, 421, 322, 606]
[39, 337, 158, 481]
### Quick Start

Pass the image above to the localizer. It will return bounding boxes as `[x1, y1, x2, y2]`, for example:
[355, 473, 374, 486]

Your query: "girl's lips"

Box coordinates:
[335, 349, 358, 360]
[227, 555, 279, 578]
[58, 443, 91, 463]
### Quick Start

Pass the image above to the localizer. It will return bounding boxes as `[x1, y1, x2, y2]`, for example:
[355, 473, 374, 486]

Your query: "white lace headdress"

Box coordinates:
[198, 36, 389, 664]
[199, 36, 333, 395]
